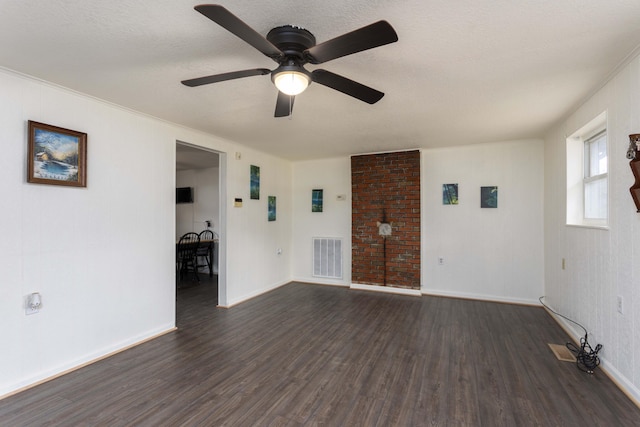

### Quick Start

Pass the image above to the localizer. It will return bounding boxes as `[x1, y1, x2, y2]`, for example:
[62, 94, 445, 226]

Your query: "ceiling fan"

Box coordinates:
[181, 4, 398, 117]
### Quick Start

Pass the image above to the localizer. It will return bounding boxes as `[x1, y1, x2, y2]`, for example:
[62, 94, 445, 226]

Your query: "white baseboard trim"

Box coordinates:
[0, 326, 177, 400]
[219, 279, 290, 308]
[350, 283, 422, 297]
[542, 306, 640, 408]
[599, 358, 640, 408]
[421, 288, 541, 306]
[291, 277, 350, 287]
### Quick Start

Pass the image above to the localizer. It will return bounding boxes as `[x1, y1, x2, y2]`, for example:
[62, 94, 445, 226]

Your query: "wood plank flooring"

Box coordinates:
[1, 279, 639, 426]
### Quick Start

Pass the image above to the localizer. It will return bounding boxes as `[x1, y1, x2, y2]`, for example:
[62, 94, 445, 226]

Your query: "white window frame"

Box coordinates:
[566, 111, 608, 228]
[583, 130, 608, 220]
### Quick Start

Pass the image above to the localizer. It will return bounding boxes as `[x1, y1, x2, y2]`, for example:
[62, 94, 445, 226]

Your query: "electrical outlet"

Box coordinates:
[25, 293, 42, 315]
[438, 257, 444, 265]
[617, 295, 623, 314]
[25, 304, 39, 315]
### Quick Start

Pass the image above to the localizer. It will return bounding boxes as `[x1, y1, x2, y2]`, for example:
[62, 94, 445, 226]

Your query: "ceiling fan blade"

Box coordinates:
[304, 21, 398, 64]
[181, 68, 271, 87]
[311, 69, 384, 104]
[274, 91, 295, 117]
[194, 5, 283, 61]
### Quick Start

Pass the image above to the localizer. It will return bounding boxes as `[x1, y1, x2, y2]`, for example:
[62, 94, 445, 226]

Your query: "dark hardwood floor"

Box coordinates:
[2, 279, 639, 426]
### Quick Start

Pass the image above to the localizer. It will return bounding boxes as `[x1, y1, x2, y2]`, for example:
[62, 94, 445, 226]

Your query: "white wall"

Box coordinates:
[176, 166, 220, 240]
[291, 144, 545, 305]
[544, 55, 640, 402]
[9, 50, 638, 401]
[223, 150, 293, 306]
[0, 68, 293, 396]
[291, 158, 352, 285]
[422, 141, 545, 304]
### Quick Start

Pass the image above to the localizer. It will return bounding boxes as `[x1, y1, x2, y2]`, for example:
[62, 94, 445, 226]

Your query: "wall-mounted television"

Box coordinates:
[176, 187, 193, 204]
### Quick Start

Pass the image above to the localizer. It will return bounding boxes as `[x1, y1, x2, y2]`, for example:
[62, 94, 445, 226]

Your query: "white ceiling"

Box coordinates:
[2, 1, 640, 161]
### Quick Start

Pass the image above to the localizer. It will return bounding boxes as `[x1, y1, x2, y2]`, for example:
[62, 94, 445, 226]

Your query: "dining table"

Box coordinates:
[176, 238, 217, 277]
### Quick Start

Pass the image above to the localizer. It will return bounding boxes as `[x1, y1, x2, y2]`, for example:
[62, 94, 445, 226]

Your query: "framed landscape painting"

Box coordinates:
[27, 121, 87, 187]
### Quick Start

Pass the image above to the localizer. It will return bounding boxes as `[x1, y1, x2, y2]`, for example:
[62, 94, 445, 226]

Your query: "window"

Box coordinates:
[566, 112, 608, 227]
[583, 131, 607, 220]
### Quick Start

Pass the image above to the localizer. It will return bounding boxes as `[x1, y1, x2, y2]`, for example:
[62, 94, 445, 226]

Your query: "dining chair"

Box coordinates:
[177, 232, 200, 284]
[197, 230, 215, 276]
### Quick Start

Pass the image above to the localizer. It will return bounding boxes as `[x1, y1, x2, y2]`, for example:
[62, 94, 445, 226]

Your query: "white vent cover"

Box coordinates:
[313, 238, 343, 279]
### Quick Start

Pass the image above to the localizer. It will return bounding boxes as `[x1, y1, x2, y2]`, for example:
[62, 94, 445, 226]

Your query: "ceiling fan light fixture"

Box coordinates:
[272, 68, 311, 96]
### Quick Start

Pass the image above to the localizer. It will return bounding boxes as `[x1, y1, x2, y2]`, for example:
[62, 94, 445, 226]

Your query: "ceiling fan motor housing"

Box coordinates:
[266, 25, 316, 59]
[267, 25, 316, 90]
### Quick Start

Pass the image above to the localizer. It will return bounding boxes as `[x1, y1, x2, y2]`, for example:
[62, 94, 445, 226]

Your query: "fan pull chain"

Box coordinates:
[289, 94, 293, 119]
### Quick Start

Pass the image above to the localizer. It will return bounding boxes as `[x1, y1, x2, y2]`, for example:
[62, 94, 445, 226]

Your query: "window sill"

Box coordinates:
[565, 223, 609, 231]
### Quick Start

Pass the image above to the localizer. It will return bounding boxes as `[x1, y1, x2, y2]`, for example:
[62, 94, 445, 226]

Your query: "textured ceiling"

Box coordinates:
[2, 1, 640, 161]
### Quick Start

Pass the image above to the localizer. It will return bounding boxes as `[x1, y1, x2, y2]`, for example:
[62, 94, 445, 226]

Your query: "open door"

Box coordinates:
[175, 142, 226, 311]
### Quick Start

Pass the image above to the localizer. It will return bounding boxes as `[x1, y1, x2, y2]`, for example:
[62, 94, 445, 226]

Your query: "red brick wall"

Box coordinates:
[351, 150, 421, 290]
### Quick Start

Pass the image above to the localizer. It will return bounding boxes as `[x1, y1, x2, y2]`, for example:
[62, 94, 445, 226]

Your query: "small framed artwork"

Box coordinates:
[27, 120, 87, 187]
[443, 183, 458, 205]
[481, 186, 498, 208]
[312, 189, 323, 212]
[268, 196, 276, 221]
[250, 165, 260, 200]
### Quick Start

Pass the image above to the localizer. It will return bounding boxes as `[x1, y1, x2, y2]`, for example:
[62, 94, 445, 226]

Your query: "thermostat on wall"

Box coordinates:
[234, 198, 243, 207]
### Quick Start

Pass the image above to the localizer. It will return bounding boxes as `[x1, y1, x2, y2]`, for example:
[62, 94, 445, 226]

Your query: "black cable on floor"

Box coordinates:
[539, 296, 602, 374]
[566, 337, 602, 374]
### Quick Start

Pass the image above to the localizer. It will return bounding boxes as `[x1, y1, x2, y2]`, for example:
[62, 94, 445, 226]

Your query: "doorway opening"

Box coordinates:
[175, 141, 226, 312]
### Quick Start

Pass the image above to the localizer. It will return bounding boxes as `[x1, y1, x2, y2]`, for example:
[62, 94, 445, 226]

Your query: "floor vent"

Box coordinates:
[313, 238, 343, 279]
[548, 343, 576, 362]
